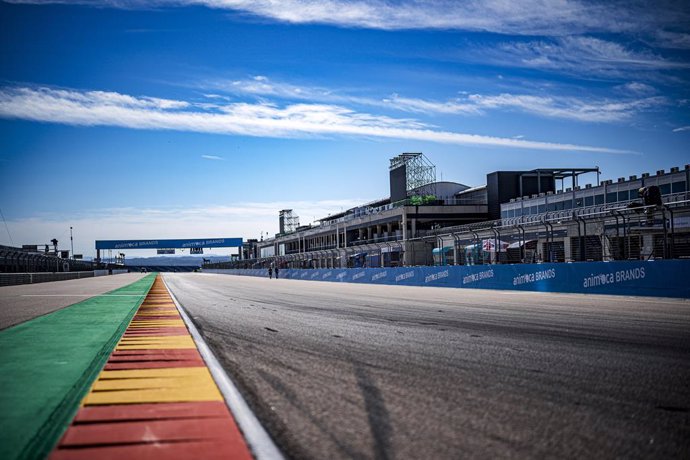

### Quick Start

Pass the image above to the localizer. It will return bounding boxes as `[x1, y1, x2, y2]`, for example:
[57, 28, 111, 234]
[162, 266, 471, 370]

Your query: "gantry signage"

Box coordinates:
[95, 238, 243, 250]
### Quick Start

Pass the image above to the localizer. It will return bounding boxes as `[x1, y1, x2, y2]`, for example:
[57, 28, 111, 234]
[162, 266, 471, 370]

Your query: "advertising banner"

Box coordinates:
[96, 238, 242, 250]
[206, 260, 690, 298]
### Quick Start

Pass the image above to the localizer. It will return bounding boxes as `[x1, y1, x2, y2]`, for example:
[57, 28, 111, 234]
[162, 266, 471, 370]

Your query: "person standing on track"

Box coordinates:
[268, 266, 273, 279]
[275, 266, 279, 279]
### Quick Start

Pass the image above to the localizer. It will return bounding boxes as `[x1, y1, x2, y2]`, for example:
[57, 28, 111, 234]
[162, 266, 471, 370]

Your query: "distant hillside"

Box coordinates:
[124, 255, 231, 266]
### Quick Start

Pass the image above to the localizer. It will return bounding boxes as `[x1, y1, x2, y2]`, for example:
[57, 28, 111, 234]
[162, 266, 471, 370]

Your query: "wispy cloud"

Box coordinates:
[201, 154, 224, 160]
[0, 86, 634, 153]
[224, 75, 321, 100]
[211, 75, 377, 107]
[8, 0, 690, 38]
[672, 125, 690, 132]
[385, 93, 667, 123]
[382, 94, 479, 116]
[654, 30, 690, 49]
[616, 82, 657, 96]
[482, 36, 690, 79]
[214, 75, 665, 123]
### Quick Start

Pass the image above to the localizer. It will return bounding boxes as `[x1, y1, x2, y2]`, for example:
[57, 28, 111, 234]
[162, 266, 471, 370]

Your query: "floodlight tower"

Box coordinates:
[279, 209, 300, 235]
[388, 153, 437, 202]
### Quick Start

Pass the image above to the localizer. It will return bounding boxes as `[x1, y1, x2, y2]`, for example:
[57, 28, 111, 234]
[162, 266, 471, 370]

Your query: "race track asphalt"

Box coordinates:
[163, 272, 690, 460]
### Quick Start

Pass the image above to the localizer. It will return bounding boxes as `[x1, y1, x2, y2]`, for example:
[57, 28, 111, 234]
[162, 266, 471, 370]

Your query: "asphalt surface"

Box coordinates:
[164, 273, 690, 460]
[0, 273, 147, 330]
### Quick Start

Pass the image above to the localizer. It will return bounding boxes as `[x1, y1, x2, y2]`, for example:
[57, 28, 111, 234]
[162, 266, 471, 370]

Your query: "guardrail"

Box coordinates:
[0, 269, 131, 287]
[0, 271, 95, 287]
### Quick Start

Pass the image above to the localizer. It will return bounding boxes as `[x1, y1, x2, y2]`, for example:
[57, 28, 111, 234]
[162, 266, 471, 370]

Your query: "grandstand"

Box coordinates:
[206, 157, 690, 271]
[0, 245, 96, 274]
[0, 245, 132, 286]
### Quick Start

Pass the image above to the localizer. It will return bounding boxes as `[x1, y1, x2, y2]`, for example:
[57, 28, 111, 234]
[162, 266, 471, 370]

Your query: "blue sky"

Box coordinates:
[1, 0, 689, 258]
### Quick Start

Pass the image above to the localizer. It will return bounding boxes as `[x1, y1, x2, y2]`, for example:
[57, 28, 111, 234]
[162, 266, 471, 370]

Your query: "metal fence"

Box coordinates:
[428, 201, 690, 265]
[205, 201, 690, 270]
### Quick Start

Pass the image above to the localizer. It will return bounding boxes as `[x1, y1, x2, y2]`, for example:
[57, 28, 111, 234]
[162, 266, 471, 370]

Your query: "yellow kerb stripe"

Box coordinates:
[83, 368, 222, 404]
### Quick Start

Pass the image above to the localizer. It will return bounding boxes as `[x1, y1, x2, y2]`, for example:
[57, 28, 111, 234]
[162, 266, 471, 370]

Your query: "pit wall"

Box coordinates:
[204, 260, 690, 299]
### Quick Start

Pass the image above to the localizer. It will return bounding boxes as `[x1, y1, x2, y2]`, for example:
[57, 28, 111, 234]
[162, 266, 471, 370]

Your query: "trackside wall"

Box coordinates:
[204, 260, 690, 298]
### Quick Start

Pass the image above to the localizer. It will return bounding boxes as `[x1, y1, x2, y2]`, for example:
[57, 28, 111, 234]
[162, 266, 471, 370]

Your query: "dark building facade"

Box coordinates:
[486, 171, 556, 220]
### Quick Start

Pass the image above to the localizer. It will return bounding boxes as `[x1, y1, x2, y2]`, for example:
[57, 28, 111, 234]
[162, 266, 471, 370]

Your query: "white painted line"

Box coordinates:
[161, 275, 284, 460]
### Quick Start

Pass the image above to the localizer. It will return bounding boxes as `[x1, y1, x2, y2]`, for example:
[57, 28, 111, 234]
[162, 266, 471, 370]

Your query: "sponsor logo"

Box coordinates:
[322, 271, 332, 279]
[111, 238, 233, 249]
[425, 270, 449, 283]
[583, 267, 645, 288]
[395, 271, 415, 282]
[353, 271, 366, 280]
[513, 268, 556, 286]
[462, 269, 494, 285]
[183, 239, 224, 248]
[114, 240, 158, 249]
[372, 271, 387, 281]
[336, 272, 347, 280]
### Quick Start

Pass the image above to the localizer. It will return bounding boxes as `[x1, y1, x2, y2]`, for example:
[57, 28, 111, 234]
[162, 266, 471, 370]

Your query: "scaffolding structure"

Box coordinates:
[389, 153, 436, 196]
[279, 209, 300, 235]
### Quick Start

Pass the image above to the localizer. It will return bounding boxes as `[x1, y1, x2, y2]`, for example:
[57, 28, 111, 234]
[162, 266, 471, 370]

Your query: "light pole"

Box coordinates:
[70, 226, 74, 259]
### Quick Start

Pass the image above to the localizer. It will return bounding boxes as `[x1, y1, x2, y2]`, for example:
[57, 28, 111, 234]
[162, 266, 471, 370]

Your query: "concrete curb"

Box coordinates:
[162, 275, 285, 460]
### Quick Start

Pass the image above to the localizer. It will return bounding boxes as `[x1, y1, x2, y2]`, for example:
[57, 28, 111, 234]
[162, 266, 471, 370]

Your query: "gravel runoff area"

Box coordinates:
[164, 272, 690, 460]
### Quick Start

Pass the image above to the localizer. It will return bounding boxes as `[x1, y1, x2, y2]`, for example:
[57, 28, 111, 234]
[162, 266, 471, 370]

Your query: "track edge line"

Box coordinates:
[161, 274, 285, 460]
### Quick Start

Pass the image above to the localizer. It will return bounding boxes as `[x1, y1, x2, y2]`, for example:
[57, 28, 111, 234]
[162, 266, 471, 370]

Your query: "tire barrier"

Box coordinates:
[205, 260, 690, 299]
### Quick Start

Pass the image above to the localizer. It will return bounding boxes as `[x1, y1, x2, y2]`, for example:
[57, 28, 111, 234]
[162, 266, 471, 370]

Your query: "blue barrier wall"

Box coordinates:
[204, 260, 690, 298]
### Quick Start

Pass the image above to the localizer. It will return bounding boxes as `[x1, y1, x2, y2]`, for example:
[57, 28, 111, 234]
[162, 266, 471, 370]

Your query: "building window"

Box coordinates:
[606, 192, 617, 203]
[660, 183, 671, 195]
[595, 194, 604, 205]
[531, 205, 538, 215]
[538, 204, 546, 214]
[618, 190, 629, 201]
[563, 200, 572, 210]
[585, 196, 594, 206]
[672, 181, 686, 193]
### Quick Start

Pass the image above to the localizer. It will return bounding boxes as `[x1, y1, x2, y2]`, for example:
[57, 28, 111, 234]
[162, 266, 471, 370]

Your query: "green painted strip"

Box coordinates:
[0, 273, 157, 460]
